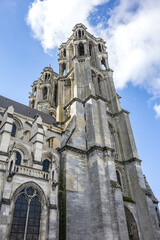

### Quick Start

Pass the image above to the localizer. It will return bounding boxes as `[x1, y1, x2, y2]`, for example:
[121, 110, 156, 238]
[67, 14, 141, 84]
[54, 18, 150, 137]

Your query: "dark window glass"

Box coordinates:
[89, 44, 92, 56]
[116, 170, 122, 186]
[15, 151, 21, 165]
[42, 159, 50, 172]
[26, 187, 34, 196]
[10, 195, 27, 240]
[78, 30, 81, 38]
[26, 197, 41, 240]
[11, 189, 41, 240]
[63, 49, 66, 57]
[101, 57, 106, 70]
[98, 44, 102, 52]
[11, 123, 17, 137]
[78, 42, 84, 56]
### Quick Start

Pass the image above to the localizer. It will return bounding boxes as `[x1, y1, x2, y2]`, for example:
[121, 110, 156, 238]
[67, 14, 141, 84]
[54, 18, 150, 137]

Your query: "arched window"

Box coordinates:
[89, 43, 92, 56]
[78, 30, 81, 38]
[42, 159, 50, 172]
[98, 44, 102, 52]
[43, 87, 48, 100]
[15, 151, 21, 165]
[62, 63, 66, 76]
[116, 170, 122, 186]
[101, 57, 107, 70]
[63, 49, 66, 57]
[125, 207, 139, 240]
[78, 42, 84, 56]
[10, 186, 41, 240]
[11, 123, 17, 137]
[54, 84, 58, 107]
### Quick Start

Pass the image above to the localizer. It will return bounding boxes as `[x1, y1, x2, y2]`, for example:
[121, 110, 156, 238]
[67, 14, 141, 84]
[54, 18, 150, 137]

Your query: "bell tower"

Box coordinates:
[57, 24, 160, 240]
[29, 65, 58, 117]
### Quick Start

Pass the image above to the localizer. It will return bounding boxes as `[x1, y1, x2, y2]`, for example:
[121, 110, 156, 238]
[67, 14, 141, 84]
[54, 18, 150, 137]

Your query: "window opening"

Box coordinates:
[63, 49, 66, 57]
[89, 44, 92, 56]
[10, 194, 27, 240]
[42, 159, 50, 172]
[116, 170, 121, 186]
[78, 30, 81, 38]
[26, 187, 34, 196]
[26, 196, 41, 239]
[78, 42, 84, 56]
[101, 57, 107, 70]
[62, 63, 66, 76]
[98, 44, 102, 52]
[11, 123, 17, 137]
[125, 207, 139, 240]
[43, 87, 47, 100]
[82, 30, 84, 36]
[10, 187, 41, 240]
[54, 84, 58, 107]
[15, 151, 21, 165]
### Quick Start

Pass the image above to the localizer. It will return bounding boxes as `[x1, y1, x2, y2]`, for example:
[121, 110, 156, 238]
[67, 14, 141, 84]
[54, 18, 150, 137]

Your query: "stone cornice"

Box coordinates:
[64, 95, 110, 110]
[113, 109, 130, 117]
[59, 144, 114, 156]
[115, 158, 142, 165]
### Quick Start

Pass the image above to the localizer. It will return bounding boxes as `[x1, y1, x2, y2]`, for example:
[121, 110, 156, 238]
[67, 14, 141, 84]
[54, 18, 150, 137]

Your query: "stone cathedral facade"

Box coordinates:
[0, 24, 159, 240]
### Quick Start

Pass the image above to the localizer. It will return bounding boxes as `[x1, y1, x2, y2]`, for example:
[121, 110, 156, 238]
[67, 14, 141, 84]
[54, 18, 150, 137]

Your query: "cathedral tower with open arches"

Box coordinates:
[0, 24, 159, 240]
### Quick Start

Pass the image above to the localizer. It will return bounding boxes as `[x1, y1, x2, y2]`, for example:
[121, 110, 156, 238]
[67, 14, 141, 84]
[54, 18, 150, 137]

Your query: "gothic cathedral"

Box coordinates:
[0, 24, 159, 240]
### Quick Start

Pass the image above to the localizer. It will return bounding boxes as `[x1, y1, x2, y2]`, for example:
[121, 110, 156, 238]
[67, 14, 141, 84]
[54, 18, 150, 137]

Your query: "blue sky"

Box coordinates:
[0, 0, 160, 202]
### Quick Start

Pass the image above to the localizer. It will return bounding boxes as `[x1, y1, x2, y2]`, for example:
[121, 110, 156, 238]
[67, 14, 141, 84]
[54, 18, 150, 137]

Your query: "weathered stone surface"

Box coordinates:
[0, 23, 159, 240]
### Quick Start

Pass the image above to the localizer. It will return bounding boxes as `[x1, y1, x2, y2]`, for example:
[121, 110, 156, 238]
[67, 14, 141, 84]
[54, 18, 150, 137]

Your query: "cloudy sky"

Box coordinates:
[0, 0, 160, 201]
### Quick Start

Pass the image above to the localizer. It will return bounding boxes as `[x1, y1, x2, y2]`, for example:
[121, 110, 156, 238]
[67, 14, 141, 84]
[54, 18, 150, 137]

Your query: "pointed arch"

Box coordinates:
[101, 57, 107, 70]
[11, 181, 47, 207]
[125, 207, 140, 240]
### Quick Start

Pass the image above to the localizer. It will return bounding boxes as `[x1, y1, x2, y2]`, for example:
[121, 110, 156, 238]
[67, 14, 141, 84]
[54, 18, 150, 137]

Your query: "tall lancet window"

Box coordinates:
[78, 42, 84, 56]
[10, 186, 41, 240]
[43, 86, 48, 100]
[11, 123, 17, 137]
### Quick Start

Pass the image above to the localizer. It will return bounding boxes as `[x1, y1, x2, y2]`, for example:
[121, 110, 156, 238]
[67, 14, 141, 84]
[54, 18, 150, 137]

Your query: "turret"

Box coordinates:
[29, 65, 58, 117]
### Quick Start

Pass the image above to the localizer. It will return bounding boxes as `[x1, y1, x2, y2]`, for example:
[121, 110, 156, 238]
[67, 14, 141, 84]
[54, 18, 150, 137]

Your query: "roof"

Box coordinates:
[0, 95, 58, 126]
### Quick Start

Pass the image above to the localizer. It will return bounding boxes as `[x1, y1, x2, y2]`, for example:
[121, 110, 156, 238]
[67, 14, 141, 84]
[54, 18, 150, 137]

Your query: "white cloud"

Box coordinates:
[94, 0, 160, 94]
[26, 0, 160, 103]
[26, 0, 108, 53]
[154, 104, 160, 118]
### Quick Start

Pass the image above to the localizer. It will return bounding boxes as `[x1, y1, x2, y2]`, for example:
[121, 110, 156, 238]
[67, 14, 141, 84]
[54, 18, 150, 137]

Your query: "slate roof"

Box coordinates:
[0, 95, 58, 126]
